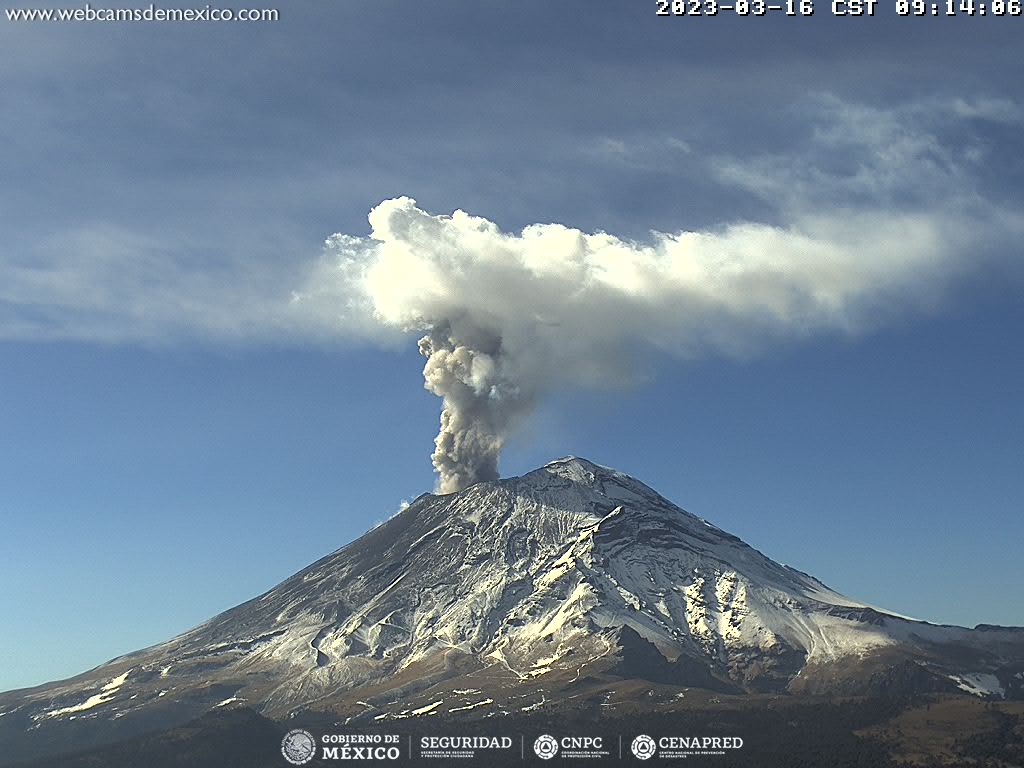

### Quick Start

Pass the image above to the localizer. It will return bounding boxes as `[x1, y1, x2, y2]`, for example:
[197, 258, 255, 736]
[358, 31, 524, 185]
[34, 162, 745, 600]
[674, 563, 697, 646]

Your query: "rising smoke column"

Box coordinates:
[417, 323, 534, 493]
[311, 192, 975, 493]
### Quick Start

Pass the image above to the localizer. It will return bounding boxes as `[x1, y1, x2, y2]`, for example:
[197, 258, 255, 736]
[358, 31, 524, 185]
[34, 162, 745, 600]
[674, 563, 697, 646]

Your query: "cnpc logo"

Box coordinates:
[533, 734, 605, 759]
[533, 734, 559, 760]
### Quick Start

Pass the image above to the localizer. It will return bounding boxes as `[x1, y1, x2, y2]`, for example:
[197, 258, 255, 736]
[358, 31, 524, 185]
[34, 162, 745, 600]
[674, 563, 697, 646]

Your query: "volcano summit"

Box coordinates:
[1, 457, 1021, 765]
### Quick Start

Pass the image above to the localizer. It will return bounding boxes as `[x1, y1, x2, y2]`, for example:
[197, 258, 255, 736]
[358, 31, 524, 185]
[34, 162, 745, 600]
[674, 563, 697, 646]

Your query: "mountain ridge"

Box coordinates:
[1, 456, 1021, 766]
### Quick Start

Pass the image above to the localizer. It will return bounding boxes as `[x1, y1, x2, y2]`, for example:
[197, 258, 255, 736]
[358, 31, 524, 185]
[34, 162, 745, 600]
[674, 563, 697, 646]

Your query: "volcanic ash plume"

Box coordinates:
[309, 195, 969, 492]
[417, 327, 532, 493]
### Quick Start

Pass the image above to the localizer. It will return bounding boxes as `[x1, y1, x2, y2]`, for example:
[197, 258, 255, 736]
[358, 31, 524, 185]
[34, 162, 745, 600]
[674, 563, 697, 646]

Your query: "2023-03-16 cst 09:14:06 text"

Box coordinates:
[656, 0, 1021, 14]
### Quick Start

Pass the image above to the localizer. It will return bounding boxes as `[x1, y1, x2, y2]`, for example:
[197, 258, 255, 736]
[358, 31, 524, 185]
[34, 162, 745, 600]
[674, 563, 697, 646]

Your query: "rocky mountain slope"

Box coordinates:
[1, 457, 1021, 765]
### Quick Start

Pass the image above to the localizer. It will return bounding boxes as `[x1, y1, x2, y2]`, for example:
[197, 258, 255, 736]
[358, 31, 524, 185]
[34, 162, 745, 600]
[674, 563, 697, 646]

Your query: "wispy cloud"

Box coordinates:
[947, 97, 1024, 125]
[1, 95, 1019, 348]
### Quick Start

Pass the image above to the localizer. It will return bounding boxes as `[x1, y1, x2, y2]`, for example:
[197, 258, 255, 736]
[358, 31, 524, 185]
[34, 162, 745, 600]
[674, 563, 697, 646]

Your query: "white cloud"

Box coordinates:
[947, 97, 1024, 124]
[1, 95, 1020, 489]
[294, 201, 990, 490]
[288, 95, 1020, 490]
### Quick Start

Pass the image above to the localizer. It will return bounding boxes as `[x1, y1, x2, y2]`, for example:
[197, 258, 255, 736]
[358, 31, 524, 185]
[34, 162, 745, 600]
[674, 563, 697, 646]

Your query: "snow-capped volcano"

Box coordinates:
[2, 457, 1022, 765]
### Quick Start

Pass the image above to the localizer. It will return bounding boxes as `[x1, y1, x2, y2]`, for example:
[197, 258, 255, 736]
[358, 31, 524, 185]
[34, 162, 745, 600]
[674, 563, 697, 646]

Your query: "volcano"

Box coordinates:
[2, 457, 1022, 765]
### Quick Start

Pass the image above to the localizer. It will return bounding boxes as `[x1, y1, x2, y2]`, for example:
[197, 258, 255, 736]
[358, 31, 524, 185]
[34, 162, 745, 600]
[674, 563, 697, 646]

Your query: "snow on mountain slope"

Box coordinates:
[1, 457, 1022, 765]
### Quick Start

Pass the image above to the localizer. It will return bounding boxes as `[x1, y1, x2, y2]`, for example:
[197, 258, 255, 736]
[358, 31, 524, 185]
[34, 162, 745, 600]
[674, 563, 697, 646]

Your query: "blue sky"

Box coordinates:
[1, 2, 1022, 692]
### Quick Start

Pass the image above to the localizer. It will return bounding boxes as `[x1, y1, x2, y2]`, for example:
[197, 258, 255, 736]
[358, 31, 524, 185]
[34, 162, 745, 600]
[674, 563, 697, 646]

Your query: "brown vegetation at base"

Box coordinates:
[859, 695, 1024, 766]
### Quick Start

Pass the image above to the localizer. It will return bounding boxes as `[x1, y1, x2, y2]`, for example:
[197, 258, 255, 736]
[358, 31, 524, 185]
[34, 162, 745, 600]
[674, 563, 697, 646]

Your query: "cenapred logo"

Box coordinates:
[533, 734, 559, 760]
[281, 729, 316, 765]
[631, 734, 657, 760]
